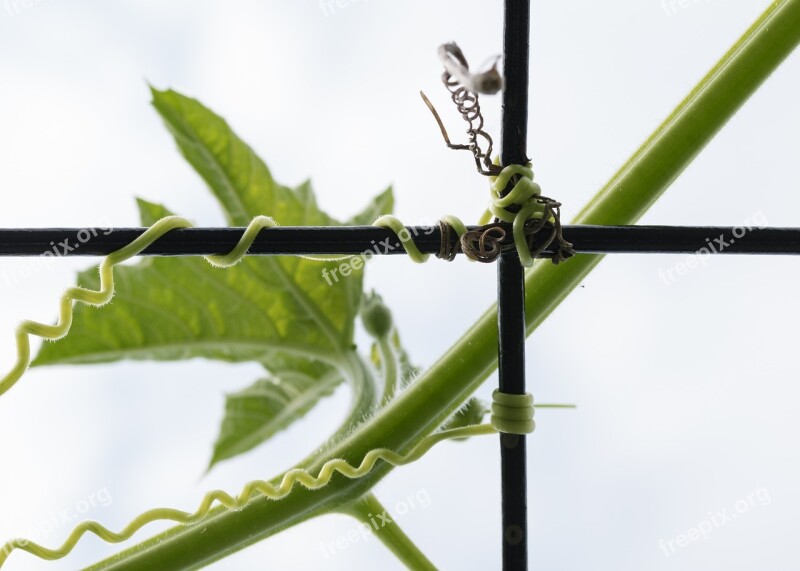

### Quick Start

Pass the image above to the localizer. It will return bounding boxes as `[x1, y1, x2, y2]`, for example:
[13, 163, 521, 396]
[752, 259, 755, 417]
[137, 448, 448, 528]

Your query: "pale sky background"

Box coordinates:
[0, 1, 799, 569]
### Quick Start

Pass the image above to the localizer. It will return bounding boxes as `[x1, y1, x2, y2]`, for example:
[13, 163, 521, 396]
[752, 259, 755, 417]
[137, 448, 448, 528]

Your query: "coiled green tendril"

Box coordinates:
[490, 389, 535, 434]
[0, 424, 495, 566]
[484, 163, 551, 267]
[375, 163, 549, 267]
[372, 214, 468, 263]
[0, 202, 539, 567]
[0, 215, 278, 399]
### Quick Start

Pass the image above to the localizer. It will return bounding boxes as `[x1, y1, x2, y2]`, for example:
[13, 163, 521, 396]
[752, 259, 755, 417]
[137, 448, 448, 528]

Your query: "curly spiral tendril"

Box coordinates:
[419, 44, 574, 266]
[0, 424, 496, 567]
[373, 165, 574, 266]
[487, 164, 575, 267]
[420, 43, 502, 178]
[0, 215, 278, 398]
[441, 69, 500, 177]
[490, 389, 536, 435]
[372, 215, 431, 263]
[459, 223, 508, 263]
[0, 209, 557, 567]
[374, 214, 495, 265]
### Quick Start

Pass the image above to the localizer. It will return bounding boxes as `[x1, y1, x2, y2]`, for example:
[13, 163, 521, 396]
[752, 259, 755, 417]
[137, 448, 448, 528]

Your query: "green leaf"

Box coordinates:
[33, 198, 352, 367]
[208, 353, 351, 469]
[34, 89, 379, 367]
[31, 88, 392, 465]
[345, 187, 394, 225]
[209, 368, 342, 468]
[149, 87, 280, 227]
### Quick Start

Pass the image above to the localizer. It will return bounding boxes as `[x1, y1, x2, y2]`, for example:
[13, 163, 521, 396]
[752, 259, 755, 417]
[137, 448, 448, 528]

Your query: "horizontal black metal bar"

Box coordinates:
[564, 225, 800, 255]
[0, 225, 798, 257]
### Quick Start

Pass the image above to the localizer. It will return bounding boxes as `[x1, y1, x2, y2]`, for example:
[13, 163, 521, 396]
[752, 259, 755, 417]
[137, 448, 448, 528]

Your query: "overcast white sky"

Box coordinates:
[1, 1, 799, 569]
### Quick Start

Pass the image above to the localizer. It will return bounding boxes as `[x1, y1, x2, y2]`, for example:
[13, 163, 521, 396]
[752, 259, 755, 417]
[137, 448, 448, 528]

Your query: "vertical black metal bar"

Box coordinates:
[499, 1, 530, 570]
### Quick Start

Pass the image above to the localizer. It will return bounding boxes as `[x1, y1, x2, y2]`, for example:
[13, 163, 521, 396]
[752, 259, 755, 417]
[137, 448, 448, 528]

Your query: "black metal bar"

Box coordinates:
[558, 225, 800, 255]
[499, 1, 531, 570]
[1, 226, 799, 257]
[0, 226, 798, 257]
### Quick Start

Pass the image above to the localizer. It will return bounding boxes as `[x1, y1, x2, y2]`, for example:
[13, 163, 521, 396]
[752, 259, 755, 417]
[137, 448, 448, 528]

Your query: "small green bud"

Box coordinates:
[361, 291, 393, 338]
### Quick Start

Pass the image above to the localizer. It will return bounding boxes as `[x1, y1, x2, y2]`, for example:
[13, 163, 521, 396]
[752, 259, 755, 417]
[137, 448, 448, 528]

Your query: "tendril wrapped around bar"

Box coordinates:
[419, 42, 574, 266]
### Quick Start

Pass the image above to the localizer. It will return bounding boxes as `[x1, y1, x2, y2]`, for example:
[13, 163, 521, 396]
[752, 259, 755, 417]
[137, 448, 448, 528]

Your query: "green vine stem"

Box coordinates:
[3, 426, 492, 566]
[85, 1, 800, 568]
[377, 336, 399, 405]
[359, 291, 399, 405]
[341, 494, 437, 570]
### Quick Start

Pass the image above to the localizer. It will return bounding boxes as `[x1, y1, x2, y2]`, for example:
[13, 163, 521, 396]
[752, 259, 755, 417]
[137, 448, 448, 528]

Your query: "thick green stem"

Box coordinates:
[341, 494, 437, 571]
[85, 2, 800, 569]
